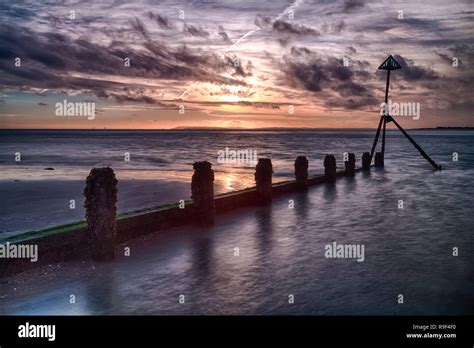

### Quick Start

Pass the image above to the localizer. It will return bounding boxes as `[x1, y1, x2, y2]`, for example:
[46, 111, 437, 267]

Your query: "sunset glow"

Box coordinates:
[0, 0, 473, 129]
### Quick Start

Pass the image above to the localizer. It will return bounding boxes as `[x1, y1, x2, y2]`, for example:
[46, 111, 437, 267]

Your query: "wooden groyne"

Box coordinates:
[0, 153, 371, 278]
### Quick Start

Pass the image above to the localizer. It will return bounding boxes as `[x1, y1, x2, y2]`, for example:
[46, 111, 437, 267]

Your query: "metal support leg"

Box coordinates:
[390, 117, 440, 170]
[381, 117, 386, 157]
[369, 116, 383, 163]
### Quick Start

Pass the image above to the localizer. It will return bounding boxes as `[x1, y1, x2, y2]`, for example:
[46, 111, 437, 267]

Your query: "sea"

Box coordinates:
[0, 129, 473, 315]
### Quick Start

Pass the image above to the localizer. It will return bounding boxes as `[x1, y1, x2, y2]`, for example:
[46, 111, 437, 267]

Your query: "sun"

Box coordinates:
[220, 94, 241, 103]
[219, 85, 253, 103]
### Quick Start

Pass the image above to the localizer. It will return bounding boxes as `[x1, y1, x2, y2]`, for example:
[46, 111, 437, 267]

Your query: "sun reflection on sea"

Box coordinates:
[214, 171, 254, 192]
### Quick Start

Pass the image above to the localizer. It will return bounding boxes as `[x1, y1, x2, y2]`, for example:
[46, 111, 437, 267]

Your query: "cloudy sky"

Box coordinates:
[0, 0, 472, 129]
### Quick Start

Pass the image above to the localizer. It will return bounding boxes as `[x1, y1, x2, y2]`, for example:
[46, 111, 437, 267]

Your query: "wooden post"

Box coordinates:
[375, 152, 384, 167]
[344, 153, 356, 176]
[191, 161, 215, 226]
[84, 167, 118, 261]
[324, 155, 337, 182]
[255, 158, 273, 204]
[362, 152, 371, 170]
[294, 156, 308, 189]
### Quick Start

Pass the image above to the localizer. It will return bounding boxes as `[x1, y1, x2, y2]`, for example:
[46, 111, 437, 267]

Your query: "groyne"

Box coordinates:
[0, 153, 372, 278]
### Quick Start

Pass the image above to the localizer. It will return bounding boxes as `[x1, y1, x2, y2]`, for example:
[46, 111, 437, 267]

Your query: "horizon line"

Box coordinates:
[1, 126, 473, 132]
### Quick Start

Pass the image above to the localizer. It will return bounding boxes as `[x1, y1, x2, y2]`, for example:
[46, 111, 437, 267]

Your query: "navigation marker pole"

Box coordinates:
[370, 55, 441, 170]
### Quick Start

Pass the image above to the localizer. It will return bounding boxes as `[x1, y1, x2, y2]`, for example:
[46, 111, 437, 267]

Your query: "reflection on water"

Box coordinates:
[294, 191, 309, 222]
[191, 237, 213, 286]
[85, 267, 118, 315]
[255, 208, 274, 257]
[323, 182, 337, 204]
[215, 171, 257, 193]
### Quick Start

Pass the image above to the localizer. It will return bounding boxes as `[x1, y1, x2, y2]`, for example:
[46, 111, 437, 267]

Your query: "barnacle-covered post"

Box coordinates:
[84, 167, 118, 261]
[191, 161, 215, 226]
[375, 152, 384, 167]
[294, 156, 308, 189]
[344, 153, 356, 176]
[255, 158, 273, 205]
[362, 152, 371, 170]
[324, 155, 337, 182]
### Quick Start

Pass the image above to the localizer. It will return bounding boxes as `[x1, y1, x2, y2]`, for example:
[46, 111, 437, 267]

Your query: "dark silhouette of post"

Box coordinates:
[380, 67, 391, 163]
[294, 156, 308, 189]
[362, 152, 371, 170]
[324, 155, 337, 182]
[344, 153, 356, 176]
[370, 55, 440, 170]
[191, 161, 215, 226]
[381, 111, 387, 164]
[370, 116, 383, 162]
[255, 158, 273, 204]
[370, 56, 398, 163]
[84, 167, 118, 261]
[375, 152, 384, 167]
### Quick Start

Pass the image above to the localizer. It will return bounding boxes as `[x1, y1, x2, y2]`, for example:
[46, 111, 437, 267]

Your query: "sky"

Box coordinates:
[0, 0, 473, 129]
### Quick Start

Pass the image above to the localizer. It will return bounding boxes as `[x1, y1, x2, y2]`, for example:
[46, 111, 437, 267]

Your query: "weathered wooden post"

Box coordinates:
[344, 153, 356, 176]
[324, 155, 337, 182]
[84, 167, 118, 261]
[375, 152, 384, 167]
[255, 158, 273, 204]
[191, 161, 215, 226]
[362, 152, 371, 170]
[294, 156, 308, 189]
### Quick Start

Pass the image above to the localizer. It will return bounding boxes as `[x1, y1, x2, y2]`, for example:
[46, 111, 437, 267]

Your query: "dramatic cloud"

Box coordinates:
[0, 0, 472, 128]
[344, 0, 365, 11]
[272, 20, 320, 36]
[183, 24, 210, 37]
[279, 46, 377, 109]
[333, 20, 346, 33]
[147, 12, 174, 30]
[218, 26, 231, 44]
[394, 55, 438, 81]
[183, 99, 294, 109]
[0, 20, 247, 101]
[255, 14, 272, 29]
[129, 18, 150, 40]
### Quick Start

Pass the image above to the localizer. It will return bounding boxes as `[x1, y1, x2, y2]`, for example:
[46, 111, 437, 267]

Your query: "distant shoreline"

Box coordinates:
[0, 127, 473, 132]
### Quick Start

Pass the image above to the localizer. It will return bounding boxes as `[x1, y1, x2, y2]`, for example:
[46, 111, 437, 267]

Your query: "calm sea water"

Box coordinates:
[2, 129, 471, 179]
[0, 129, 473, 315]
